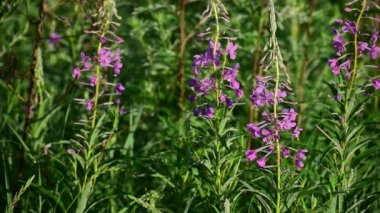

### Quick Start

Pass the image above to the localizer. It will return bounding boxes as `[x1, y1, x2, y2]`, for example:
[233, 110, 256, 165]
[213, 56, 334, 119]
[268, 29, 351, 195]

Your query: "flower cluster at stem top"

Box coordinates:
[189, 40, 243, 118]
[246, 76, 307, 170]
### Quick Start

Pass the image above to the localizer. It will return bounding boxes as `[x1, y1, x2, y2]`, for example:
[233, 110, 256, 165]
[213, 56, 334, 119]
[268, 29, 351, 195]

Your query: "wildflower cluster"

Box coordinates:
[72, 22, 125, 117]
[245, 0, 307, 171]
[327, 1, 379, 89]
[189, 40, 243, 118]
[246, 76, 306, 170]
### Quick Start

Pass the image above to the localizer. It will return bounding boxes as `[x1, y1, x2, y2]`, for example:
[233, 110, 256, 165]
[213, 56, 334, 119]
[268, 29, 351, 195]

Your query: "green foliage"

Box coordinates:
[0, 0, 379, 212]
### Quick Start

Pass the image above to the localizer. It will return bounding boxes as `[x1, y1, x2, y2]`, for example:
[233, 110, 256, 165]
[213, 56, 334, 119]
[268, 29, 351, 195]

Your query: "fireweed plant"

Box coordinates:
[319, 0, 379, 211]
[188, 0, 244, 210]
[244, 0, 307, 212]
[65, 0, 125, 212]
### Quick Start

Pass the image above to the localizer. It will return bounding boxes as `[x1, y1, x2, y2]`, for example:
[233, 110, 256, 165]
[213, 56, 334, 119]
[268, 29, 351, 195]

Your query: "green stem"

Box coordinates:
[212, 0, 220, 107]
[349, 0, 367, 90]
[340, 1, 366, 211]
[91, 0, 111, 129]
[274, 58, 281, 213]
[91, 43, 103, 129]
[269, 0, 281, 211]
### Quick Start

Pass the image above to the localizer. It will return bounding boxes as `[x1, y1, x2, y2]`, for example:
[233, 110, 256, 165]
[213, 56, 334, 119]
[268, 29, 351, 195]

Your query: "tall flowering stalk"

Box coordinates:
[67, 0, 125, 212]
[321, 0, 379, 211]
[188, 0, 243, 209]
[244, 0, 306, 212]
[72, 0, 125, 127]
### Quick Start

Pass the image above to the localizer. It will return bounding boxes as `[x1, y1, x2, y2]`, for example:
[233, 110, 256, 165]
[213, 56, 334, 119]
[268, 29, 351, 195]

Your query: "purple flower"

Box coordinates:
[226, 42, 238, 60]
[296, 149, 308, 159]
[328, 58, 339, 68]
[268, 145, 274, 153]
[358, 42, 368, 54]
[295, 159, 304, 170]
[204, 40, 222, 66]
[292, 126, 302, 139]
[113, 61, 123, 76]
[278, 118, 296, 130]
[73, 67, 81, 79]
[99, 36, 107, 43]
[202, 107, 214, 118]
[112, 49, 123, 75]
[341, 59, 351, 71]
[370, 45, 380, 60]
[81, 52, 92, 70]
[98, 48, 112, 68]
[115, 83, 125, 95]
[230, 79, 240, 89]
[193, 107, 200, 116]
[247, 123, 261, 138]
[245, 150, 257, 161]
[48, 32, 61, 44]
[332, 66, 341, 75]
[282, 147, 290, 158]
[86, 100, 93, 111]
[277, 89, 287, 102]
[192, 55, 204, 76]
[257, 157, 266, 168]
[189, 95, 196, 103]
[278, 109, 297, 130]
[199, 78, 215, 95]
[342, 20, 357, 34]
[373, 79, 380, 90]
[223, 63, 239, 81]
[235, 89, 243, 99]
[89, 76, 97, 86]
[189, 78, 198, 88]
[332, 28, 346, 55]
[220, 93, 234, 108]
[371, 30, 378, 43]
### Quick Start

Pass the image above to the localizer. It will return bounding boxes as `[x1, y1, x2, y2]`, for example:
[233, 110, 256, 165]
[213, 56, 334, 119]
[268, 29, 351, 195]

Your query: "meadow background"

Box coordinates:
[0, 0, 379, 212]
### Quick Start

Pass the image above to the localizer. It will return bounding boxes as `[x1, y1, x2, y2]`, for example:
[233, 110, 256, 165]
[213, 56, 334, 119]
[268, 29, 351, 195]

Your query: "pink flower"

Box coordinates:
[328, 58, 339, 68]
[296, 149, 308, 159]
[358, 42, 368, 54]
[86, 100, 93, 111]
[295, 159, 304, 170]
[281, 147, 290, 158]
[98, 48, 112, 68]
[115, 83, 125, 95]
[247, 123, 261, 138]
[370, 45, 380, 60]
[340, 59, 351, 71]
[99, 36, 107, 43]
[80, 52, 92, 70]
[373, 79, 380, 90]
[332, 66, 340, 76]
[245, 150, 257, 161]
[89, 76, 97, 86]
[73, 67, 81, 79]
[227, 42, 238, 60]
[257, 157, 266, 168]
[292, 126, 303, 139]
